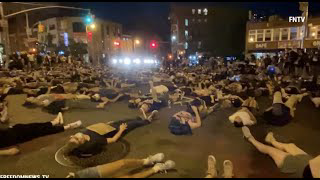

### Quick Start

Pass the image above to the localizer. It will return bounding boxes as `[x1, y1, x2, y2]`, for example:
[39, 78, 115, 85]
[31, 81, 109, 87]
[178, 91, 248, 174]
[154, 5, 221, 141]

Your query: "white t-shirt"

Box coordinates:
[151, 85, 169, 95]
[229, 111, 256, 126]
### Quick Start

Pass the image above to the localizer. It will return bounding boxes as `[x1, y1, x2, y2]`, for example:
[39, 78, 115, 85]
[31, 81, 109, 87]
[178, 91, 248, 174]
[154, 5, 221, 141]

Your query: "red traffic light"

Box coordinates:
[150, 40, 157, 48]
[114, 41, 120, 46]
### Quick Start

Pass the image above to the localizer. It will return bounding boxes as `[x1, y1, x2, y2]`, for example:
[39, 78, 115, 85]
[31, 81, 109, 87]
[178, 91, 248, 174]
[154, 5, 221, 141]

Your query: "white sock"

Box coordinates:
[143, 158, 150, 165]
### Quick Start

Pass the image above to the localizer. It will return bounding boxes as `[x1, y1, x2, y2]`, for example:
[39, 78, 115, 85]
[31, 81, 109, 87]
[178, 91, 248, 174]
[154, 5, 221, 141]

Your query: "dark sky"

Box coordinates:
[74, 2, 320, 41]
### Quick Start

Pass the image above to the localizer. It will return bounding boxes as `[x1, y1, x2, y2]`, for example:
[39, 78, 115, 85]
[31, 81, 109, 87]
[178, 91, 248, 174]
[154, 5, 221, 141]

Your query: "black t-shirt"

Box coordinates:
[0, 128, 18, 148]
[71, 130, 108, 157]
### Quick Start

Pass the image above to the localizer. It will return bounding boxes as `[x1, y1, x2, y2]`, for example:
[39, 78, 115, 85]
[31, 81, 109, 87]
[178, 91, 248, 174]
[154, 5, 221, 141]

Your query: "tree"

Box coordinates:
[68, 38, 88, 57]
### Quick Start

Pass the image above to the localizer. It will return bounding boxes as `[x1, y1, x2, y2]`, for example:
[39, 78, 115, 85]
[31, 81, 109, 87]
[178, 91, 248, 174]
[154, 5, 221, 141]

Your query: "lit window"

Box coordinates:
[273, 29, 280, 41]
[281, 28, 289, 41]
[192, 9, 195, 14]
[198, 9, 201, 14]
[184, 42, 188, 49]
[290, 27, 298, 40]
[185, 19, 188, 26]
[185, 30, 188, 37]
[257, 29, 264, 42]
[264, 29, 272, 41]
[203, 8, 208, 15]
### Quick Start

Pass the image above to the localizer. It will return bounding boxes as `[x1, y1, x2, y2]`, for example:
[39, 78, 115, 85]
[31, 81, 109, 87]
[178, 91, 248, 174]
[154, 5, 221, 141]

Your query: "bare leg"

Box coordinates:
[117, 168, 156, 178]
[97, 159, 144, 177]
[284, 95, 300, 117]
[243, 127, 289, 168]
[266, 133, 308, 156]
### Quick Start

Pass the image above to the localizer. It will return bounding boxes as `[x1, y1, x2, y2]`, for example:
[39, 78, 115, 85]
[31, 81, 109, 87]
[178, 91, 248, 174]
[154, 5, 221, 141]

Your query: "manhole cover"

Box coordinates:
[55, 139, 130, 168]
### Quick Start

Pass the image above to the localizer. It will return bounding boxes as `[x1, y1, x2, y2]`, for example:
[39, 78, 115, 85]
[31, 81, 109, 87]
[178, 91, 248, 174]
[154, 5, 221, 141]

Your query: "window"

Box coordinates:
[49, 24, 55, 31]
[198, 9, 201, 14]
[185, 30, 188, 37]
[184, 42, 188, 49]
[257, 29, 263, 42]
[106, 25, 109, 35]
[290, 27, 298, 40]
[203, 8, 208, 15]
[185, 19, 188, 26]
[264, 29, 271, 41]
[281, 28, 289, 40]
[192, 9, 195, 14]
[72, 22, 86, 33]
[309, 26, 317, 39]
[273, 29, 280, 41]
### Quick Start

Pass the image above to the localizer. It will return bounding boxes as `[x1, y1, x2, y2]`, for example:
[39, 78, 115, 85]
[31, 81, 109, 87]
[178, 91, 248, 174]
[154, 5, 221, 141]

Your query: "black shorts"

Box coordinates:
[264, 103, 292, 126]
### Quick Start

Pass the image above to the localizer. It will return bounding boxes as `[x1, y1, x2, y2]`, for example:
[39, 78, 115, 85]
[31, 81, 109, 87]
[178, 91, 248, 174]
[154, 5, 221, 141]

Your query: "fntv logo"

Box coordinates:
[289, 16, 305, 23]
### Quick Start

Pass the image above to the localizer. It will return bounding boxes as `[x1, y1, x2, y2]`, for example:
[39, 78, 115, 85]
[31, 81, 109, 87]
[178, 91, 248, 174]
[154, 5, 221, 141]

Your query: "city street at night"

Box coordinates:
[1, 2, 320, 179]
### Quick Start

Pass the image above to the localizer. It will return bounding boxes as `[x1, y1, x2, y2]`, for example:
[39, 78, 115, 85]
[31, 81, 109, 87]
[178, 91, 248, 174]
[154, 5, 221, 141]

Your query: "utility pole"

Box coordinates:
[0, 2, 10, 57]
[299, 2, 309, 52]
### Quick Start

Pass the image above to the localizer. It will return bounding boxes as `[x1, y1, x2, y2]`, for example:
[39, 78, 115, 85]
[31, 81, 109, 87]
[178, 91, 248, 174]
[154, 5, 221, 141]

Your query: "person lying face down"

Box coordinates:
[65, 111, 159, 158]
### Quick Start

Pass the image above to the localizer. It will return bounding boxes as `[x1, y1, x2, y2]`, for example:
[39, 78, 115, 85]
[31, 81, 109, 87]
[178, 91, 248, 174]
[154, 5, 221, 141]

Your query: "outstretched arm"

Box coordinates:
[0, 147, 20, 156]
[106, 123, 127, 144]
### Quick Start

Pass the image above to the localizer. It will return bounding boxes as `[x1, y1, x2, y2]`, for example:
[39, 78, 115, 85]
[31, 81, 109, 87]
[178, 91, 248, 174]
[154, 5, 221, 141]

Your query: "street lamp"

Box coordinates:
[171, 35, 176, 41]
[135, 39, 140, 45]
[90, 23, 96, 29]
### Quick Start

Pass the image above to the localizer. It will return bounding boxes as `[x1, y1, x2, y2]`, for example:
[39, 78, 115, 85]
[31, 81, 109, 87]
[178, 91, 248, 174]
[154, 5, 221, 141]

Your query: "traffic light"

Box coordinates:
[150, 40, 157, 48]
[87, 31, 93, 42]
[84, 14, 95, 25]
[38, 24, 45, 33]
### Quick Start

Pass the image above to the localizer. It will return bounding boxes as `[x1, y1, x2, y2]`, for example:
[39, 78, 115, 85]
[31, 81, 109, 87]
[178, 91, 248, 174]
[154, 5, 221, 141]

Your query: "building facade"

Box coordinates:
[4, 2, 82, 53]
[245, 16, 320, 58]
[33, 16, 122, 64]
[169, 4, 248, 60]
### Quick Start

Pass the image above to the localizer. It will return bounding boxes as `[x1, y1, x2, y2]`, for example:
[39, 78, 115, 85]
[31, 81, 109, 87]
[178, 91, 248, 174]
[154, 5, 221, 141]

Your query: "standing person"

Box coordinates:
[68, 55, 72, 64]
[310, 49, 320, 81]
[27, 53, 35, 70]
[289, 49, 299, 76]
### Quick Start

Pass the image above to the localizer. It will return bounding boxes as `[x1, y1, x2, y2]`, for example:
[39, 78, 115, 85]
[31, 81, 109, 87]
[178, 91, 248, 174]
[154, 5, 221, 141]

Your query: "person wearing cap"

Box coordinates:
[0, 112, 81, 156]
[242, 126, 319, 178]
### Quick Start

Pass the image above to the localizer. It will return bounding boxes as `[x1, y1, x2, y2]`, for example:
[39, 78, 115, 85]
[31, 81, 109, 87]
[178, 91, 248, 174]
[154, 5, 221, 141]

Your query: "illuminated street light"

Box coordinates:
[249, 37, 254, 42]
[135, 40, 140, 45]
[312, 32, 316, 37]
[172, 35, 176, 41]
[90, 23, 96, 29]
[112, 59, 117, 64]
[124, 58, 131, 65]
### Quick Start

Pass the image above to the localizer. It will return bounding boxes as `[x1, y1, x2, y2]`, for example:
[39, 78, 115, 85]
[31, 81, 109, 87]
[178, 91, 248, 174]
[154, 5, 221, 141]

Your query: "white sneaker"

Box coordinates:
[265, 132, 275, 144]
[58, 112, 64, 125]
[207, 155, 217, 177]
[153, 160, 175, 173]
[222, 160, 234, 178]
[67, 120, 82, 129]
[144, 153, 165, 165]
[242, 126, 252, 139]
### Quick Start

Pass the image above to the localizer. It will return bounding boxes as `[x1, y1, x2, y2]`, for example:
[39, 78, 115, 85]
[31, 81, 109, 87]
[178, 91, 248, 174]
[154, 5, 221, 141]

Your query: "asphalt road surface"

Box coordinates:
[0, 93, 319, 178]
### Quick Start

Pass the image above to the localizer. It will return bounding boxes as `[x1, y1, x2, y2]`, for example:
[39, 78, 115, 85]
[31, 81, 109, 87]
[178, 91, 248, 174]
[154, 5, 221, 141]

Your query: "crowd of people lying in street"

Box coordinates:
[0, 48, 320, 178]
